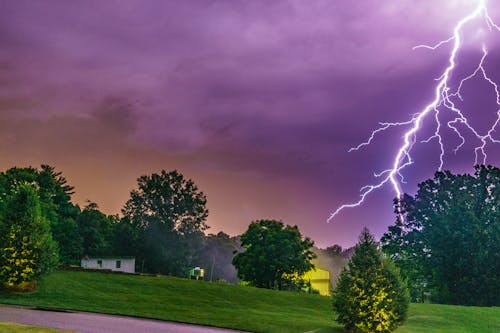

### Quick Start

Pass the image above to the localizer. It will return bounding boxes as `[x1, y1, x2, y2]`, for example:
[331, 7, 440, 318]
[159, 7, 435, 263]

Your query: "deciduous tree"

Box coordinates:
[77, 202, 114, 256]
[382, 165, 500, 305]
[121, 170, 209, 275]
[232, 219, 315, 290]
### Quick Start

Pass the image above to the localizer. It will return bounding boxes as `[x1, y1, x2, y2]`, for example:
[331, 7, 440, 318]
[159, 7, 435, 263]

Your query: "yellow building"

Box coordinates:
[302, 267, 331, 296]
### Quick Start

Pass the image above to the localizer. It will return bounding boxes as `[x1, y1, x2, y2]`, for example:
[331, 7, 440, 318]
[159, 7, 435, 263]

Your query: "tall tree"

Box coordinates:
[76, 202, 114, 256]
[232, 220, 315, 290]
[332, 228, 409, 333]
[111, 215, 139, 257]
[0, 166, 82, 264]
[0, 183, 58, 289]
[382, 165, 500, 305]
[121, 170, 209, 275]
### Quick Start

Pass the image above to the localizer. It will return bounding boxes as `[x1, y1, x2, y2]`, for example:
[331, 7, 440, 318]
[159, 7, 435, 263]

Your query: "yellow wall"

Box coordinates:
[302, 267, 331, 296]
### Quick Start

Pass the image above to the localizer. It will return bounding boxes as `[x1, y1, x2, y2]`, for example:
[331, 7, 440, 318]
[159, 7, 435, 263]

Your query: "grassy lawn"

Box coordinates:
[0, 270, 498, 333]
[0, 322, 72, 333]
[396, 303, 500, 333]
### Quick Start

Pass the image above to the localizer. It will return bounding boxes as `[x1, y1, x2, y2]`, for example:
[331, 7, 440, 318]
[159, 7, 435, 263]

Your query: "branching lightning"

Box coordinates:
[328, 0, 500, 222]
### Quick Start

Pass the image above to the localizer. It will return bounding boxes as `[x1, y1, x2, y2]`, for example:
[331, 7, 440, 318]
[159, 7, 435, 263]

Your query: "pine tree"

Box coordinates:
[0, 183, 58, 289]
[332, 228, 409, 333]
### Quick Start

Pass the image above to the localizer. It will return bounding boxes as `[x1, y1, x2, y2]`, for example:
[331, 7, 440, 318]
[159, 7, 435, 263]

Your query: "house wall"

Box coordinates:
[303, 267, 331, 296]
[310, 279, 330, 296]
[81, 258, 135, 273]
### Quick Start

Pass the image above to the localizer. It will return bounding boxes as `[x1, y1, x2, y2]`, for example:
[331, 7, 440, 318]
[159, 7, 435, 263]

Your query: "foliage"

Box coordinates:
[37, 166, 82, 264]
[76, 202, 114, 256]
[111, 215, 139, 257]
[0, 166, 82, 265]
[381, 165, 500, 305]
[140, 221, 204, 275]
[332, 228, 409, 333]
[0, 183, 58, 289]
[232, 219, 315, 290]
[121, 170, 209, 275]
[325, 244, 343, 256]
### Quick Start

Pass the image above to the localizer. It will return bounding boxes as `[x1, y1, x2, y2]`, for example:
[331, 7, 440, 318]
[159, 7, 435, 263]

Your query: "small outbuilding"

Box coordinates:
[302, 267, 331, 296]
[81, 256, 135, 273]
[188, 266, 205, 280]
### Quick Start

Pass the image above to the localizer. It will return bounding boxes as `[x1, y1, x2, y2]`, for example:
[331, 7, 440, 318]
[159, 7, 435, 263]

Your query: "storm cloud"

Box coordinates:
[1, 0, 499, 247]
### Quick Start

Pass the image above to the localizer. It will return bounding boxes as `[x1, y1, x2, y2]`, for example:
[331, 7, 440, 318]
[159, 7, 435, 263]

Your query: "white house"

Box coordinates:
[81, 256, 135, 273]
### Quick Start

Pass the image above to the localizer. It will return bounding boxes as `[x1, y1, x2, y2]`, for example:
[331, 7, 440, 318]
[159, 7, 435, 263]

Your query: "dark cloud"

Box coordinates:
[92, 97, 138, 133]
[0, 0, 499, 247]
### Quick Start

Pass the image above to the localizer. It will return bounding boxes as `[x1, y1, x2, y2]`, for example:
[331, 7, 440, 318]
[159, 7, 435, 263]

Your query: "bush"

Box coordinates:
[332, 228, 409, 333]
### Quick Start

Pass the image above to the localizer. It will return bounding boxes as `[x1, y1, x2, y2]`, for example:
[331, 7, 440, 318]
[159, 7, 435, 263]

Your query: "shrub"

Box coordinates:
[332, 228, 409, 333]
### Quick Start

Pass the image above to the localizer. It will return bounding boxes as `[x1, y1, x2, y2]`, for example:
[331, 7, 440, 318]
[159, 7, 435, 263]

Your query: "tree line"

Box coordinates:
[0, 163, 497, 314]
[0, 164, 348, 291]
[0, 166, 241, 287]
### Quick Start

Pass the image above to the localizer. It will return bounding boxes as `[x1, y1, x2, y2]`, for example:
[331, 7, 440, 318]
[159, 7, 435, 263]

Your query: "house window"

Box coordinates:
[116, 260, 121, 269]
[97, 260, 102, 268]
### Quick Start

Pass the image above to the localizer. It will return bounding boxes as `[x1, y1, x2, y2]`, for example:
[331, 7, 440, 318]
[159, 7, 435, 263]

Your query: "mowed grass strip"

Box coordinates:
[0, 270, 498, 333]
[0, 270, 334, 332]
[396, 303, 500, 333]
[0, 322, 73, 333]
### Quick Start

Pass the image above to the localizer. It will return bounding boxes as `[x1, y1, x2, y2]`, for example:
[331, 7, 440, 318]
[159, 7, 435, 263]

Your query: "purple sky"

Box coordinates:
[1, 0, 499, 247]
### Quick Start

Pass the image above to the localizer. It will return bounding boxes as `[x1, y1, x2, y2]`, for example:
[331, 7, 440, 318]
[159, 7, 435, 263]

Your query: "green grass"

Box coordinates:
[0, 270, 498, 333]
[0, 270, 334, 332]
[396, 303, 500, 333]
[0, 322, 71, 333]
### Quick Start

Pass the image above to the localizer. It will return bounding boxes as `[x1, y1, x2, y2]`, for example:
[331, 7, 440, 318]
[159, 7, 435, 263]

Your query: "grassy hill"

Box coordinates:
[0, 270, 498, 333]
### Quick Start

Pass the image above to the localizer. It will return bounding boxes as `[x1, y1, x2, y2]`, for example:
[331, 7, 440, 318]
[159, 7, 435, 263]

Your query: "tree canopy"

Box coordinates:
[0, 166, 82, 265]
[76, 202, 114, 256]
[122, 170, 208, 234]
[232, 219, 315, 290]
[122, 170, 209, 275]
[382, 165, 500, 306]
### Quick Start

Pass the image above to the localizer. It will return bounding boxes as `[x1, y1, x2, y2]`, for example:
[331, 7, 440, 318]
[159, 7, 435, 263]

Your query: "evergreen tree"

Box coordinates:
[332, 228, 409, 333]
[38, 165, 82, 264]
[0, 165, 82, 265]
[0, 183, 58, 289]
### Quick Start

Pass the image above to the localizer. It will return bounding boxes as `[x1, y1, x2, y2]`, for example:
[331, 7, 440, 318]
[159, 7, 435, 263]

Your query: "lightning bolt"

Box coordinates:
[328, 0, 500, 222]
